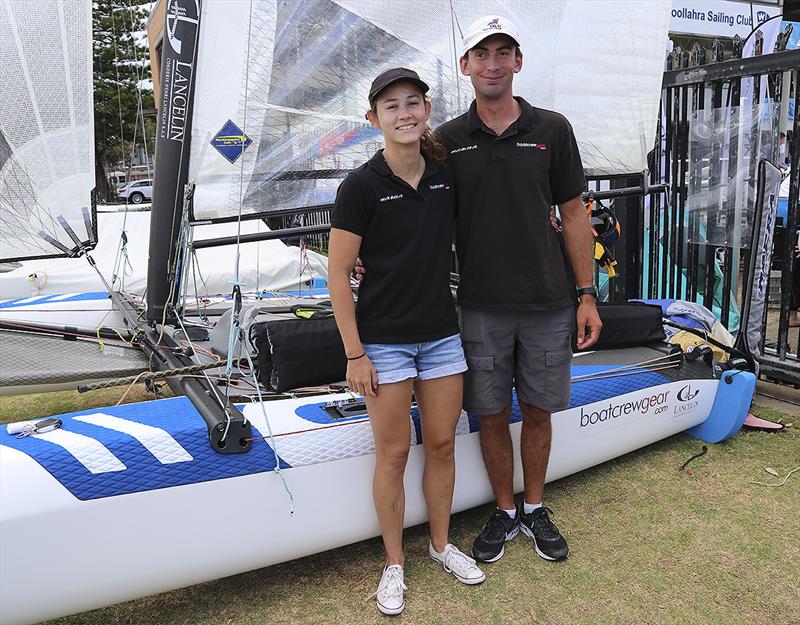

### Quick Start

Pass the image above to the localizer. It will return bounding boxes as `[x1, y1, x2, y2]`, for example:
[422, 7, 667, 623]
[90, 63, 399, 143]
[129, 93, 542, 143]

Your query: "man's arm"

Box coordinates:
[558, 195, 602, 350]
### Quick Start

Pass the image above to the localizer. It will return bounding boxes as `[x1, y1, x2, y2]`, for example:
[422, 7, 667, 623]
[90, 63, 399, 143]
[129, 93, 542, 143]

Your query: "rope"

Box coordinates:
[751, 466, 800, 487]
[243, 346, 295, 514]
[213, 0, 256, 444]
[79, 359, 226, 393]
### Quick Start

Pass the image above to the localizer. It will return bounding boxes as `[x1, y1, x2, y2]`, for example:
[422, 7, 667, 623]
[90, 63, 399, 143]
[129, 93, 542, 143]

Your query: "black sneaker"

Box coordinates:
[519, 506, 569, 561]
[471, 508, 520, 563]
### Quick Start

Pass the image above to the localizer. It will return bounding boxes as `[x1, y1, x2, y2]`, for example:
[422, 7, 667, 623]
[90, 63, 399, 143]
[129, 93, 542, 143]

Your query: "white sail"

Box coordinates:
[0, 0, 95, 261]
[189, 0, 671, 221]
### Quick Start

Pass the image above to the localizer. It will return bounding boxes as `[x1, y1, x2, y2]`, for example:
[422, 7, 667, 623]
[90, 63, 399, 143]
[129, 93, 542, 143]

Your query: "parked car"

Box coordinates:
[117, 179, 153, 204]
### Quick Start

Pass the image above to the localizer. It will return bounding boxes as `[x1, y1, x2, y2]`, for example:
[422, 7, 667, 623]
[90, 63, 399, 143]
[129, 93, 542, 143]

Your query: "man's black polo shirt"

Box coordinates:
[437, 97, 587, 311]
[331, 150, 459, 344]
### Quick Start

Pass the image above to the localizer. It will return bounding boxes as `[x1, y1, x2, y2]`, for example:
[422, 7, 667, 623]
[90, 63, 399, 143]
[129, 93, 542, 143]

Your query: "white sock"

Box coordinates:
[500, 506, 517, 519]
[523, 501, 543, 514]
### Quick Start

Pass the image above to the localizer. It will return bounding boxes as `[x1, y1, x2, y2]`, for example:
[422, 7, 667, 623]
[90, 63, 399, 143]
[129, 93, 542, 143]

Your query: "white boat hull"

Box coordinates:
[0, 358, 755, 625]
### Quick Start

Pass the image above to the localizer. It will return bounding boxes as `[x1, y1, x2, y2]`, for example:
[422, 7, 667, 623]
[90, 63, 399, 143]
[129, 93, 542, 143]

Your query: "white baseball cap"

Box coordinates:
[461, 15, 521, 57]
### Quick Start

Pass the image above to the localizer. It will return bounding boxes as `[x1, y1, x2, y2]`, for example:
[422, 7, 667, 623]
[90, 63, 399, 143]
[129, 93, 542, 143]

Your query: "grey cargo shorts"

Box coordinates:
[460, 306, 574, 415]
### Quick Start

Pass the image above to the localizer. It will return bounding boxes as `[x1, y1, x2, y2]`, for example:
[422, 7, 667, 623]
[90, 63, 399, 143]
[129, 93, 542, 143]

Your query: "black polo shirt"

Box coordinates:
[331, 150, 459, 344]
[437, 97, 587, 311]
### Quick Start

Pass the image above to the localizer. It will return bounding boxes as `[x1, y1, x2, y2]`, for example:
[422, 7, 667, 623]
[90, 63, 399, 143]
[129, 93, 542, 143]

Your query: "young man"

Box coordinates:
[435, 15, 602, 564]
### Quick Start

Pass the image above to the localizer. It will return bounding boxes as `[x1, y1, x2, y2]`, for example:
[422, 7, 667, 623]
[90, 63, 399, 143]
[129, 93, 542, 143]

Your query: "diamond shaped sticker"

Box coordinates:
[211, 119, 252, 164]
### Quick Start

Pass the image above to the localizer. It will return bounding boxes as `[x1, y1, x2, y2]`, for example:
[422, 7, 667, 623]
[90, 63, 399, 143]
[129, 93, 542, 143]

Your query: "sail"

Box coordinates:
[188, 0, 671, 222]
[0, 0, 95, 262]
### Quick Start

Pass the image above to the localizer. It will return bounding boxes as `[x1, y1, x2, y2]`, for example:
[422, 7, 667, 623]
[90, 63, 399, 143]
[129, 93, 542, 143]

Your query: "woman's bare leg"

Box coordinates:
[365, 378, 415, 566]
[414, 374, 463, 552]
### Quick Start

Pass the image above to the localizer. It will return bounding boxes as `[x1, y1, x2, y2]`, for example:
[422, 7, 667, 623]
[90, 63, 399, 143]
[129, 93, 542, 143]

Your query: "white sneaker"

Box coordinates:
[366, 564, 407, 615]
[429, 543, 486, 585]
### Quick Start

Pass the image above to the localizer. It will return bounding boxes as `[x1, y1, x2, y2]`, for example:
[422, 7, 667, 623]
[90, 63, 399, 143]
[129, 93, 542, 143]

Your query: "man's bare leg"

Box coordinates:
[517, 401, 568, 561]
[519, 401, 551, 505]
[478, 405, 515, 510]
[472, 403, 521, 563]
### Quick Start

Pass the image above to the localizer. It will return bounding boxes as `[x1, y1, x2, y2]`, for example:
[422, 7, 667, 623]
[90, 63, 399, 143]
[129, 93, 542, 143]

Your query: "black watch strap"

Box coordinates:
[577, 286, 598, 300]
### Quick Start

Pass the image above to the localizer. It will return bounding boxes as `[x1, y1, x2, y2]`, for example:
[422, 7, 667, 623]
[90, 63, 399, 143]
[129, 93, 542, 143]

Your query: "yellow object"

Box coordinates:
[593, 241, 618, 278]
[668, 330, 730, 362]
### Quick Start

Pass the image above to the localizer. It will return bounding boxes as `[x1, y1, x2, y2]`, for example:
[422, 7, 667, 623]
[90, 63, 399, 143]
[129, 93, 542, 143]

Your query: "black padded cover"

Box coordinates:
[581, 302, 666, 350]
[249, 317, 347, 392]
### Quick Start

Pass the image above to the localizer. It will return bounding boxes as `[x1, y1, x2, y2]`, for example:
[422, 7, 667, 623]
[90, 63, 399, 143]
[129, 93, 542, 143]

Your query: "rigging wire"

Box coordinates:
[448, 0, 463, 106]
[120, 0, 153, 181]
[111, 7, 128, 185]
[212, 0, 294, 510]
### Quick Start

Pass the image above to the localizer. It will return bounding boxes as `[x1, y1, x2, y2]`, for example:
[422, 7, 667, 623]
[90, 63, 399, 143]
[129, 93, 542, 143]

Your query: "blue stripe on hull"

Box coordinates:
[1, 365, 684, 501]
[0, 292, 109, 308]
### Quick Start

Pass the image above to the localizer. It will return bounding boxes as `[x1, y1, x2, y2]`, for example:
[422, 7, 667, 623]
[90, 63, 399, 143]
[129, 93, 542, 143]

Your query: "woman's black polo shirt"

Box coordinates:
[437, 97, 587, 312]
[331, 150, 459, 344]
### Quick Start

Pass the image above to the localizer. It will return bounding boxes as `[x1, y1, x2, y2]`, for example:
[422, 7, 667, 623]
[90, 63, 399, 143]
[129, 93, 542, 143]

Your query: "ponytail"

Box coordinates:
[420, 125, 447, 162]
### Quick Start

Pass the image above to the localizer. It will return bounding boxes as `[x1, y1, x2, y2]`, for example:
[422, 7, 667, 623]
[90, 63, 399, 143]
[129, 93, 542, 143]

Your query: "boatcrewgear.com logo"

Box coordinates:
[517, 142, 547, 150]
[580, 391, 670, 428]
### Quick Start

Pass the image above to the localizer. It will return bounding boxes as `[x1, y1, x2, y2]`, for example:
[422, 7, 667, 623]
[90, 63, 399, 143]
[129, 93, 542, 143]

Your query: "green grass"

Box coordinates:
[1, 390, 797, 625]
[0, 384, 169, 421]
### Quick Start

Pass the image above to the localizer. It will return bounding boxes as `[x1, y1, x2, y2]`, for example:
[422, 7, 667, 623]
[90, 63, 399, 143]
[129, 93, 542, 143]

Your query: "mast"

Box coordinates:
[144, 0, 252, 454]
[146, 0, 200, 324]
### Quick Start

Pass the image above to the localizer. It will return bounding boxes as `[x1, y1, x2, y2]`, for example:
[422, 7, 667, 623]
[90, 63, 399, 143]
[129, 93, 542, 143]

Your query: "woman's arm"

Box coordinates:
[328, 227, 377, 396]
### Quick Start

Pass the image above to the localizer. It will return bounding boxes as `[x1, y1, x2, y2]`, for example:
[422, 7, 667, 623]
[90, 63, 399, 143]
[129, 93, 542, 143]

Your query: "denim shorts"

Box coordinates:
[362, 334, 468, 385]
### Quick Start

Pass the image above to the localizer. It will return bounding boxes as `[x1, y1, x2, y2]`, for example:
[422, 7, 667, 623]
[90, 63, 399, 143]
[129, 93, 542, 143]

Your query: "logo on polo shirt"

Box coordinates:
[429, 183, 450, 190]
[450, 145, 477, 155]
[517, 142, 547, 150]
[380, 194, 403, 202]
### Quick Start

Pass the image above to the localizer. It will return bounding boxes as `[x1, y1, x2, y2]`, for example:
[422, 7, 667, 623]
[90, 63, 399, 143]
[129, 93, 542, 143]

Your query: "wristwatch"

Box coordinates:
[576, 286, 598, 300]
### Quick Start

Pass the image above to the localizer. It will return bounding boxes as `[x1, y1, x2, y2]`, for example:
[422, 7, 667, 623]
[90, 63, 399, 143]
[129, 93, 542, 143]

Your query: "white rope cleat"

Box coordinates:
[429, 543, 486, 585]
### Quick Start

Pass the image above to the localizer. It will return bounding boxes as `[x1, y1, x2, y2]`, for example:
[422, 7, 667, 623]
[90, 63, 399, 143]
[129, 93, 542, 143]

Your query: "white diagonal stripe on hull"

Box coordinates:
[47, 293, 80, 301]
[74, 413, 193, 464]
[34, 429, 127, 474]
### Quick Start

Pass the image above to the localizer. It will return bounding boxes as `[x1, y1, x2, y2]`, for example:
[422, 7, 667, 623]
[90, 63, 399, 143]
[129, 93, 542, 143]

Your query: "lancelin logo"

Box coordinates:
[166, 0, 199, 55]
[429, 183, 450, 190]
[677, 384, 699, 402]
[674, 384, 700, 416]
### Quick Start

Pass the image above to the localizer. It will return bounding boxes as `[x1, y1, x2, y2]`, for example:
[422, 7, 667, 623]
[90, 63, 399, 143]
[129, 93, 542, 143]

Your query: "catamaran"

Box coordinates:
[0, 1, 769, 624]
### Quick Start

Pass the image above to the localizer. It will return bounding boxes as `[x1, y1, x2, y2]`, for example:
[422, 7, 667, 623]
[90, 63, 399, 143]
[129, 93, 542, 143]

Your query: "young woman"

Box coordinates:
[328, 68, 484, 616]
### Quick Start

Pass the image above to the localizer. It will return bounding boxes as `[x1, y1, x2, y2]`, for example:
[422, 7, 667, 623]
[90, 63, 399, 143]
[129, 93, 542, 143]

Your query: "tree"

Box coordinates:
[93, 0, 155, 201]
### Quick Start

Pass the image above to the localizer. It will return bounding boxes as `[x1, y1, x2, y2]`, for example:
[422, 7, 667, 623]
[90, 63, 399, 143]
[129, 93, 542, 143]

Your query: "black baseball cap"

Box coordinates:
[368, 68, 429, 105]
